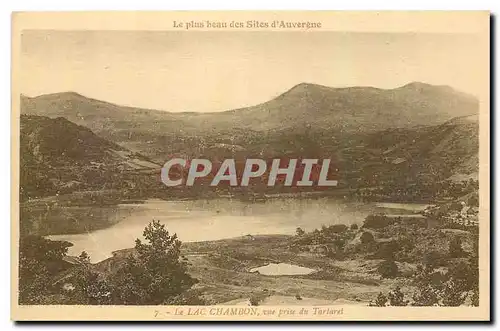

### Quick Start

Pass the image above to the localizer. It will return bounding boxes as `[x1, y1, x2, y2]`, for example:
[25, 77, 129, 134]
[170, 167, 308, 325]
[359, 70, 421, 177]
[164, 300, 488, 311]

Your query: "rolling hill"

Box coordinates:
[359, 114, 479, 186]
[20, 115, 160, 201]
[20, 82, 478, 154]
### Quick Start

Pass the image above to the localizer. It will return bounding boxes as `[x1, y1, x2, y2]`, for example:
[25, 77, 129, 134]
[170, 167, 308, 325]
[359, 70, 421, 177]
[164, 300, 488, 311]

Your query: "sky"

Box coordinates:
[20, 30, 484, 112]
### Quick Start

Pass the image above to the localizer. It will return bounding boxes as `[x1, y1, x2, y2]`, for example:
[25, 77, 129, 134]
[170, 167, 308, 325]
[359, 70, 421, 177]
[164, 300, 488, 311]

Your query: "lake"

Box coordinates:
[46, 198, 430, 262]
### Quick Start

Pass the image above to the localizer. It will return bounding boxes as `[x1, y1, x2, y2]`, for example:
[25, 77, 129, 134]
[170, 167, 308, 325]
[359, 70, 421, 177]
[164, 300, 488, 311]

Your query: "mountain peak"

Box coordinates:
[398, 81, 455, 93]
[288, 82, 321, 91]
[400, 81, 433, 89]
[281, 82, 333, 97]
[35, 91, 87, 100]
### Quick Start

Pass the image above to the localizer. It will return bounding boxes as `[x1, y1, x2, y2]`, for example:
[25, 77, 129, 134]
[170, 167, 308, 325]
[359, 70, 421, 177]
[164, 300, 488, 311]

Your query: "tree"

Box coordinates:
[70, 254, 111, 305]
[333, 238, 346, 251]
[471, 288, 479, 307]
[448, 236, 465, 258]
[78, 251, 91, 264]
[165, 289, 207, 305]
[440, 279, 467, 307]
[350, 223, 359, 231]
[363, 214, 394, 229]
[18, 235, 72, 304]
[448, 260, 477, 292]
[327, 224, 348, 234]
[423, 250, 443, 269]
[295, 227, 305, 236]
[360, 231, 375, 245]
[249, 292, 267, 306]
[376, 241, 399, 259]
[388, 286, 408, 306]
[108, 220, 196, 305]
[374, 292, 388, 307]
[249, 296, 260, 306]
[377, 259, 399, 279]
[18, 255, 50, 304]
[412, 285, 440, 306]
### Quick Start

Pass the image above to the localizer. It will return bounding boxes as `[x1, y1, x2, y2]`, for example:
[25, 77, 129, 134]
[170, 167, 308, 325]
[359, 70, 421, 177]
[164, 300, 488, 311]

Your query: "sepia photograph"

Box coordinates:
[10, 11, 490, 321]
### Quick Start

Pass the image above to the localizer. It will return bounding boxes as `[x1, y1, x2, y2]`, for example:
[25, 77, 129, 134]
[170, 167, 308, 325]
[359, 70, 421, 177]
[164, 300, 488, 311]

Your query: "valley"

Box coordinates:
[17, 81, 480, 307]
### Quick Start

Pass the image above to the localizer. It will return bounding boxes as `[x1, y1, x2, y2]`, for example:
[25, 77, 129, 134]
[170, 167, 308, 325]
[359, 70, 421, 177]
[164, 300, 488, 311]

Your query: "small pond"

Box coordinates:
[249, 263, 315, 276]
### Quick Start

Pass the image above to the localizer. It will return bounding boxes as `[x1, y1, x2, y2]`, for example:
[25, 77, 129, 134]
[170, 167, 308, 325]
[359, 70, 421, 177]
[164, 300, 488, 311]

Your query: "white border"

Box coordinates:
[2, 1, 498, 330]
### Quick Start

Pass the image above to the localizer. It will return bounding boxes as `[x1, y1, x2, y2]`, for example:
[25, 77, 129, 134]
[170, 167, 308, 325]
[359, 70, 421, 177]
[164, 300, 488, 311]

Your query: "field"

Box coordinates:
[180, 235, 398, 305]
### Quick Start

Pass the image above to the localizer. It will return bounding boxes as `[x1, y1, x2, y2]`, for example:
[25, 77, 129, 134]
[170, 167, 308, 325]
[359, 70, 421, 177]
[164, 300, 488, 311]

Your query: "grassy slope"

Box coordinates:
[99, 234, 409, 305]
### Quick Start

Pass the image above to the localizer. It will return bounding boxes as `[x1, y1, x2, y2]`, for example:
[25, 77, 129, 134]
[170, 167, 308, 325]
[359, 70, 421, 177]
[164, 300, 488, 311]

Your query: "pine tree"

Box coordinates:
[388, 286, 408, 306]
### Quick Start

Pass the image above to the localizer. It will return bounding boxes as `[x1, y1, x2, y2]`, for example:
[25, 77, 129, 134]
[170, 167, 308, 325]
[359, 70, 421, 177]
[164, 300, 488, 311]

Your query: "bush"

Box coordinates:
[249, 292, 267, 306]
[375, 241, 400, 260]
[471, 289, 479, 307]
[363, 214, 395, 229]
[249, 296, 260, 306]
[422, 250, 445, 268]
[18, 235, 73, 304]
[413, 264, 446, 289]
[448, 236, 465, 258]
[440, 279, 467, 307]
[360, 231, 375, 245]
[165, 289, 206, 305]
[333, 238, 346, 250]
[394, 235, 415, 252]
[448, 260, 478, 293]
[388, 286, 408, 306]
[350, 224, 359, 231]
[377, 260, 399, 279]
[327, 224, 348, 234]
[412, 285, 440, 306]
[373, 292, 387, 307]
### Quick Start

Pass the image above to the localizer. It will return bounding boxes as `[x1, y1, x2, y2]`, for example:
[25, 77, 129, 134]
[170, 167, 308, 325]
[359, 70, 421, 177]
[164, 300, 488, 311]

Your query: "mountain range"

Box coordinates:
[21, 82, 477, 152]
[19, 82, 479, 201]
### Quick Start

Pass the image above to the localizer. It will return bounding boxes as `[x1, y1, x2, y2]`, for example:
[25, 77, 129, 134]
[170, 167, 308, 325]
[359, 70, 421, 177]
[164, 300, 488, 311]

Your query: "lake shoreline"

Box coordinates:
[28, 191, 432, 238]
[40, 197, 431, 263]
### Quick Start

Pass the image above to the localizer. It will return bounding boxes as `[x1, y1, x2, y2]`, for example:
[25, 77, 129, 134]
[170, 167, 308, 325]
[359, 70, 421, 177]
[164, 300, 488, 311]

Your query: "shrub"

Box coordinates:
[471, 289, 479, 307]
[440, 279, 467, 307]
[412, 285, 440, 306]
[448, 260, 478, 293]
[377, 260, 399, 279]
[350, 223, 359, 231]
[388, 286, 408, 306]
[18, 235, 73, 304]
[394, 235, 415, 252]
[249, 293, 265, 306]
[249, 296, 260, 306]
[333, 238, 346, 250]
[422, 250, 445, 268]
[448, 236, 465, 258]
[165, 289, 206, 305]
[374, 292, 387, 307]
[327, 224, 348, 234]
[363, 214, 394, 229]
[375, 241, 400, 260]
[413, 264, 446, 289]
[360, 231, 375, 245]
